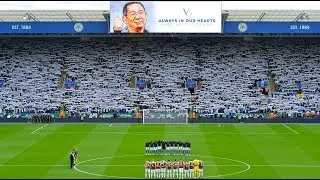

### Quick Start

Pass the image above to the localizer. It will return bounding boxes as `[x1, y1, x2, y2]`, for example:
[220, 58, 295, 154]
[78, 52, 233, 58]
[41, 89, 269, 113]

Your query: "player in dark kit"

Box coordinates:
[154, 141, 158, 155]
[149, 141, 152, 155]
[161, 140, 166, 155]
[145, 140, 191, 156]
[157, 140, 162, 155]
[187, 142, 191, 155]
[172, 141, 178, 155]
[145, 141, 150, 155]
[150, 141, 154, 155]
[182, 141, 187, 155]
[165, 140, 170, 155]
[169, 140, 174, 155]
[178, 141, 183, 155]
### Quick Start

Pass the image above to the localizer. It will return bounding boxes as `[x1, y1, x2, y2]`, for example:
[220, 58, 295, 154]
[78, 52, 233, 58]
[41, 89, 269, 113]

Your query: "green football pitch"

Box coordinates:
[0, 123, 320, 178]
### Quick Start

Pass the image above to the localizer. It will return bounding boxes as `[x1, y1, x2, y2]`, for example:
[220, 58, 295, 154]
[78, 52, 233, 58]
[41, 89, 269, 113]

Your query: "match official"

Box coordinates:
[73, 148, 78, 164]
[70, 151, 75, 169]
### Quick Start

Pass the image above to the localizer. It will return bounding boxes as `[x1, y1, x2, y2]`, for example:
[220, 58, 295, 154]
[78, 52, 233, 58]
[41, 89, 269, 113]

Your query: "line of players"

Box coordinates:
[145, 140, 191, 156]
[144, 160, 203, 179]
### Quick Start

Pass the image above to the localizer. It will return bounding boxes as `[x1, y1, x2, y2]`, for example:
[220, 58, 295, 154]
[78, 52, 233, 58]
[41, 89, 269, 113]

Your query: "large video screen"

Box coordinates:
[110, 1, 222, 33]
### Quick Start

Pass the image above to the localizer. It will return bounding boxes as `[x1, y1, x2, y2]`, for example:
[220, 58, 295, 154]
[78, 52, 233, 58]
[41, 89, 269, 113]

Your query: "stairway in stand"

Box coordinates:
[268, 72, 276, 92]
[58, 70, 67, 89]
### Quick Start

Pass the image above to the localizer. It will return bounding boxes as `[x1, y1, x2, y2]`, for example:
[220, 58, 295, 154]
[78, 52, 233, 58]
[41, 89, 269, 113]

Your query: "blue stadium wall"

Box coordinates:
[0, 21, 319, 34]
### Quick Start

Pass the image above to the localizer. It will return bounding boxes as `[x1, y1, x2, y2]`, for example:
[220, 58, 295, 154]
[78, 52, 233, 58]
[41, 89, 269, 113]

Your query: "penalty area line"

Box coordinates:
[31, 124, 49, 134]
[282, 124, 299, 134]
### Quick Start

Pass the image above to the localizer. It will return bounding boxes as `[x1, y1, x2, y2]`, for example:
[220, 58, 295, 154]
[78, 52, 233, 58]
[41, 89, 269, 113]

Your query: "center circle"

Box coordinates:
[74, 154, 251, 179]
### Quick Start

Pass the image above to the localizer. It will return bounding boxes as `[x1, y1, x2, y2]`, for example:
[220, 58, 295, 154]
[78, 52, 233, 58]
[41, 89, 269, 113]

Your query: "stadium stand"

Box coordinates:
[0, 37, 320, 119]
[0, 39, 63, 117]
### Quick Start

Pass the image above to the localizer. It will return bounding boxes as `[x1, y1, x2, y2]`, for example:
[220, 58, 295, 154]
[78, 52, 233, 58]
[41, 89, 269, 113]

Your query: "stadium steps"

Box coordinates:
[197, 79, 202, 89]
[129, 73, 136, 88]
[268, 72, 276, 92]
[58, 70, 67, 89]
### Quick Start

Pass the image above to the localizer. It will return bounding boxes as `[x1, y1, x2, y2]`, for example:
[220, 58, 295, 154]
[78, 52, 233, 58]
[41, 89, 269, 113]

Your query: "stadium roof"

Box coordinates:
[0, 10, 109, 22]
[0, 10, 319, 22]
[226, 10, 317, 22]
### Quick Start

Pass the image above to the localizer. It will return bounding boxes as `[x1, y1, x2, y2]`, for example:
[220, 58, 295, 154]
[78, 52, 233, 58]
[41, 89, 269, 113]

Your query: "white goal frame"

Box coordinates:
[142, 109, 188, 124]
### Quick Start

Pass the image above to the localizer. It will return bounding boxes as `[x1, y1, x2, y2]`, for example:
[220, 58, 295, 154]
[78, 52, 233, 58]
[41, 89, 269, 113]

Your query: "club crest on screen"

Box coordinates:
[183, 8, 192, 18]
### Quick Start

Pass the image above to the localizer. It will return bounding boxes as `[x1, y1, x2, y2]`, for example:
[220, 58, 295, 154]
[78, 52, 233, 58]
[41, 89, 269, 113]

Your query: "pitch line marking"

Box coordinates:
[31, 124, 49, 134]
[1, 164, 320, 168]
[33, 132, 296, 135]
[73, 154, 250, 179]
[282, 124, 299, 134]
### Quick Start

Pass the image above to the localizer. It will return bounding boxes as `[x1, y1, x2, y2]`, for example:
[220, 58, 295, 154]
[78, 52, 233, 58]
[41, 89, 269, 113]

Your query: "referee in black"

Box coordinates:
[70, 151, 75, 169]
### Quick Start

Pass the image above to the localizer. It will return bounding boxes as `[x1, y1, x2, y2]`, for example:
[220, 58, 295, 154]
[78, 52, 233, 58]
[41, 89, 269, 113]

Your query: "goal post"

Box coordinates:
[142, 109, 188, 124]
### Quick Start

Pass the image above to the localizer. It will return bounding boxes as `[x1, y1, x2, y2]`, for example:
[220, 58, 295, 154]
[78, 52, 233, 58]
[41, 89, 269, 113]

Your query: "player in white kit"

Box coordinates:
[189, 161, 194, 178]
[184, 161, 189, 179]
[178, 160, 185, 179]
[150, 161, 156, 178]
[199, 160, 204, 178]
[161, 160, 167, 178]
[145, 161, 151, 178]
[155, 160, 161, 178]
[173, 160, 179, 179]
[167, 160, 173, 179]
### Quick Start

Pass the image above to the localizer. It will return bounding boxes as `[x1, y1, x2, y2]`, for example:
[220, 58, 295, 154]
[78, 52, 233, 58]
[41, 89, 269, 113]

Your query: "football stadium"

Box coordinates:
[1, 1, 320, 179]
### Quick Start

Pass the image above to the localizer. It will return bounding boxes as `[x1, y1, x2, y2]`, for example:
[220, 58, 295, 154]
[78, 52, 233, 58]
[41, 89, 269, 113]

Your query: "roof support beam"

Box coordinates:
[102, 11, 109, 21]
[257, 12, 266, 21]
[222, 10, 229, 22]
[66, 12, 75, 22]
[26, 12, 39, 21]
[293, 12, 305, 22]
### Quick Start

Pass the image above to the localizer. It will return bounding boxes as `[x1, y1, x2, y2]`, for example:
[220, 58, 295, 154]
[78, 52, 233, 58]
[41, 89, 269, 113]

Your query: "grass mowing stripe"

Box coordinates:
[0, 124, 98, 178]
[101, 124, 143, 178]
[0, 125, 30, 139]
[250, 124, 319, 177]
[70, 124, 131, 178]
[297, 124, 320, 135]
[198, 124, 222, 177]
[270, 124, 320, 166]
[240, 124, 319, 178]
[46, 124, 104, 178]
[0, 125, 52, 166]
[228, 124, 281, 178]
[268, 125, 319, 165]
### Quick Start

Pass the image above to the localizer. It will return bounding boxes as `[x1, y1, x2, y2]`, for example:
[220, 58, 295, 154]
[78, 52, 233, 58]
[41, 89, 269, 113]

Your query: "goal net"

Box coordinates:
[142, 109, 188, 124]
